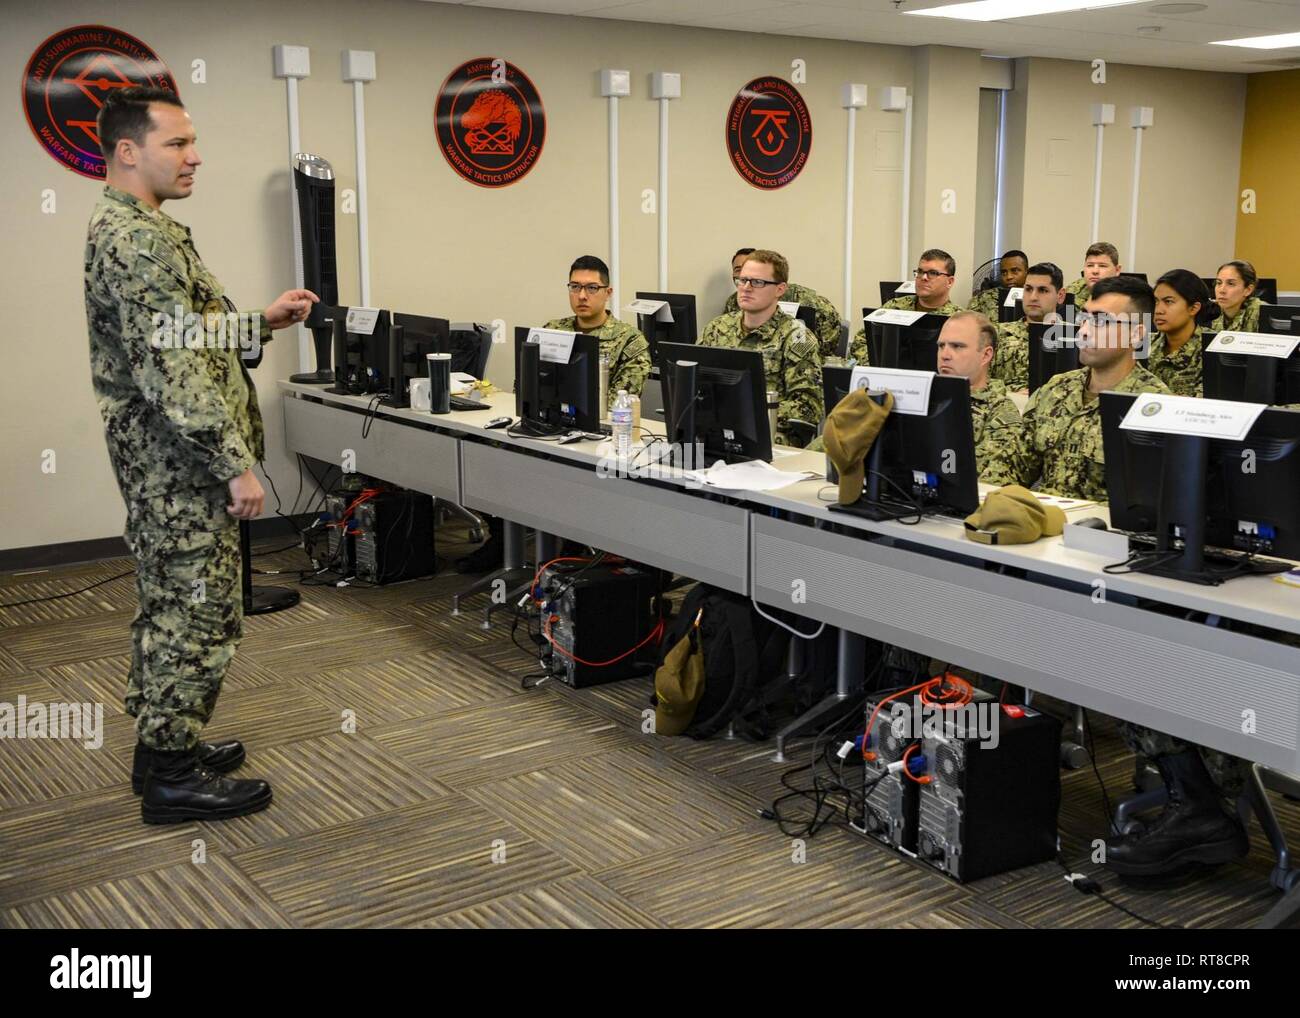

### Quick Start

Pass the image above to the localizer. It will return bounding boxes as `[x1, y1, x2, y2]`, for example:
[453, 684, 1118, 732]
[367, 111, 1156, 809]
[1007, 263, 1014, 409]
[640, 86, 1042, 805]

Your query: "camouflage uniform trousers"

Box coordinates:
[1118, 723, 1246, 800]
[123, 485, 243, 752]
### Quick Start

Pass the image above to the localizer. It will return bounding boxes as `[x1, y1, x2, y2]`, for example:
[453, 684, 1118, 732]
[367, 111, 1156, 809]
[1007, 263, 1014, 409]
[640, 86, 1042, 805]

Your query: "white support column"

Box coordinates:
[651, 72, 680, 292]
[1090, 103, 1115, 245]
[600, 69, 631, 313]
[343, 51, 376, 308]
[273, 44, 311, 372]
[1128, 106, 1154, 272]
[879, 86, 911, 282]
[841, 84, 868, 326]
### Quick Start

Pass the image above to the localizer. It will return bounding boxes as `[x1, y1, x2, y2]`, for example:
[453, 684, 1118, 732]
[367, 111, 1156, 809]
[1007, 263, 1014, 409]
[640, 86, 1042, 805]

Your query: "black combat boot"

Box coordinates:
[140, 749, 272, 825]
[454, 515, 504, 574]
[131, 739, 246, 794]
[1104, 749, 1248, 877]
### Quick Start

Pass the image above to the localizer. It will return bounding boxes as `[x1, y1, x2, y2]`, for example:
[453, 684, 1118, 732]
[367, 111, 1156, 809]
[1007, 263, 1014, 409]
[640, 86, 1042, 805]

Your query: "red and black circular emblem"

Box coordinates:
[22, 25, 178, 180]
[435, 58, 545, 188]
[726, 76, 812, 190]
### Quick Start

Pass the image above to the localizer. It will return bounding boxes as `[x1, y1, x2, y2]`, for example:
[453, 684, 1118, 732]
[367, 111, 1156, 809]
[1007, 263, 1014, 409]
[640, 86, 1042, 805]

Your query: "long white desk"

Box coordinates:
[278, 380, 1300, 774]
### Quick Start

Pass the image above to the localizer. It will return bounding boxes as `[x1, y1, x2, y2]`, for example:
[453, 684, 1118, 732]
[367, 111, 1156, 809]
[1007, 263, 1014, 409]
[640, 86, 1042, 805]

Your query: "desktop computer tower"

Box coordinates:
[916, 701, 1061, 882]
[860, 687, 921, 853]
[353, 491, 435, 584]
[541, 562, 659, 688]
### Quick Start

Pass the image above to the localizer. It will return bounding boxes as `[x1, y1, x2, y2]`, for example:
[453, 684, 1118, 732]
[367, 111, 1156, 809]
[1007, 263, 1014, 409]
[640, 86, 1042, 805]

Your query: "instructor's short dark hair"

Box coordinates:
[97, 86, 185, 161]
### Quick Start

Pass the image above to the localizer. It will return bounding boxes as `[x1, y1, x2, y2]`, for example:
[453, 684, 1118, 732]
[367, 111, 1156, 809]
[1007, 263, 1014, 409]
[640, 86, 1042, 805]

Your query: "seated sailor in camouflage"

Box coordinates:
[1209, 258, 1263, 334]
[967, 249, 1028, 320]
[994, 261, 1067, 391]
[544, 254, 650, 409]
[849, 248, 963, 362]
[983, 275, 1168, 503]
[700, 249, 823, 447]
[1062, 240, 1122, 304]
[937, 313, 1022, 484]
[85, 87, 316, 823]
[1147, 269, 1213, 397]
[724, 248, 842, 361]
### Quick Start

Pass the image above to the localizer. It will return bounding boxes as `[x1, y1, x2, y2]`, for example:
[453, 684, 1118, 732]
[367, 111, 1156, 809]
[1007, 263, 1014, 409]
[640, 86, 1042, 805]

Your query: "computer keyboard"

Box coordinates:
[449, 395, 486, 412]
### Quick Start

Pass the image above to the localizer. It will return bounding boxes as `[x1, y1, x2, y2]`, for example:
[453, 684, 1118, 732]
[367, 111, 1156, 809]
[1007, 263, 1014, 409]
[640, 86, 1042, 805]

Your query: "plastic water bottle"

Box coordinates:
[612, 389, 633, 459]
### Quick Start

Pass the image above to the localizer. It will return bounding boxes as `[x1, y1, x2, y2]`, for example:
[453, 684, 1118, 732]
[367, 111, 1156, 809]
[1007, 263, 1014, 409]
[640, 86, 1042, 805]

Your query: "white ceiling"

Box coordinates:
[438, 0, 1300, 73]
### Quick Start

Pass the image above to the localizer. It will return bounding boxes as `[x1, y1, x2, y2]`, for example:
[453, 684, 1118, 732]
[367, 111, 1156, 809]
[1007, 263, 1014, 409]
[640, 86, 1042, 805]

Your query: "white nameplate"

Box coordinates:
[894, 280, 916, 294]
[529, 327, 577, 364]
[1120, 392, 1267, 442]
[849, 365, 933, 416]
[1206, 331, 1300, 359]
[866, 307, 926, 326]
[345, 307, 380, 335]
[777, 301, 802, 318]
[1004, 287, 1024, 306]
[626, 298, 673, 323]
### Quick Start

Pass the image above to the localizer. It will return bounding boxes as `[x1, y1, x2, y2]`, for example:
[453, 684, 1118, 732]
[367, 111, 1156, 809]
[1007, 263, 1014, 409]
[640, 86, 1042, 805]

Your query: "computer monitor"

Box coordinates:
[386, 312, 451, 407]
[995, 287, 1023, 324]
[513, 327, 601, 435]
[657, 341, 772, 465]
[1258, 304, 1300, 337]
[823, 367, 980, 520]
[1203, 343, 1300, 406]
[878, 281, 906, 305]
[635, 291, 697, 360]
[1120, 271, 1148, 283]
[1100, 393, 1300, 583]
[1027, 321, 1079, 393]
[859, 312, 948, 371]
[355, 309, 393, 394]
[785, 302, 818, 336]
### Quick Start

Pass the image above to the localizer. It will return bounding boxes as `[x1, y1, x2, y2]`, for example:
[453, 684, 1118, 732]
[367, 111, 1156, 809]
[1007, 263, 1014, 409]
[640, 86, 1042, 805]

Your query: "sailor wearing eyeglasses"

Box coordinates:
[848, 248, 963, 363]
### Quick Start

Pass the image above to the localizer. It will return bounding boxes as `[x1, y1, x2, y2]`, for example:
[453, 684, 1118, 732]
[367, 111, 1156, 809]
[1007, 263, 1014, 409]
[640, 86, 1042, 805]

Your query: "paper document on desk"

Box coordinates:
[684, 459, 816, 491]
[451, 372, 478, 395]
[1274, 569, 1300, 589]
[1033, 494, 1097, 511]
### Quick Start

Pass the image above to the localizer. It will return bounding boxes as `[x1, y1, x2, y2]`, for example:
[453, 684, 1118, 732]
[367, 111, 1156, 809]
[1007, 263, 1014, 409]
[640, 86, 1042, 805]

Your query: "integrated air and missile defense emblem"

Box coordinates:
[435, 58, 545, 188]
[22, 24, 177, 179]
[726, 76, 812, 190]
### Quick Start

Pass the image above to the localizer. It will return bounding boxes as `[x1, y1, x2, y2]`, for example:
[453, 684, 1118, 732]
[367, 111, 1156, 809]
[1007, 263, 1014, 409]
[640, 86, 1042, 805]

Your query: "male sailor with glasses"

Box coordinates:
[849, 248, 964, 363]
[543, 254, 650, 408]
[697, 248, 822, 448]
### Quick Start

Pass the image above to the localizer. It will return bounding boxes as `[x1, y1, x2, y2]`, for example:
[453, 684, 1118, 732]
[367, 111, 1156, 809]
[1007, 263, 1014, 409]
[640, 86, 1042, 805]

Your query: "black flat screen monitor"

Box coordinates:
[1028, 320, 1079, 393]
[513, 326, 601, 435]
[635, 292, 697, 361]
[1202, 342, 1300, 406]
[387, 312, 451, 407]
[859, 311, 949, 372]
[1101, 393, 1300, 583]
[657, 341, 771, 465]
[823, 366, 979, 520]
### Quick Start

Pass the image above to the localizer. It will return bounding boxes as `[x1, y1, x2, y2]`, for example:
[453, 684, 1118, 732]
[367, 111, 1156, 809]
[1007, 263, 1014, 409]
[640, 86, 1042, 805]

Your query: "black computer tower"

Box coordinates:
[541, 562, 659, 687]
[353, 491, 435, 584]
[324, 492, 356, 575]
[916, 701, 1061, 882]
[860, 688, 921, 853]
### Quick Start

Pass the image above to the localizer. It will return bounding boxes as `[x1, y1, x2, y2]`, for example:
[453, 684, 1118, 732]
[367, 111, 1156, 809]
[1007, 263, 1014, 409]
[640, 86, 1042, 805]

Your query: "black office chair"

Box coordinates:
[835, 322, 850, 360]
[879, 281, 904, 305]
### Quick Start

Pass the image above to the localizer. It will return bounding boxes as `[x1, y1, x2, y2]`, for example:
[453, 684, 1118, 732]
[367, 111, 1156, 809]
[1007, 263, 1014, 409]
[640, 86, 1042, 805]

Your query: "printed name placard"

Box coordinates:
[849, 365, 934, 416]
[1120, 392, 1267, 442]
[1004, 287, 1024, 306]
[529, 327, 577, 364]
[1205, 331, 1300, 359]
[626, 298, 673, 322]
[345, 307, 380, 335]
[894, 280, 916, 294]
[777, 300, 802, 317]
[866, 307, 926, 327]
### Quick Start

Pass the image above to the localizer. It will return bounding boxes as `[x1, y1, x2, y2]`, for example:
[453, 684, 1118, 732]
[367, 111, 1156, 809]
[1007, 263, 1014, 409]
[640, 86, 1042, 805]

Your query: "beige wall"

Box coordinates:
[1, 0, 1247, 553]
[1002, 56, 1245, 284]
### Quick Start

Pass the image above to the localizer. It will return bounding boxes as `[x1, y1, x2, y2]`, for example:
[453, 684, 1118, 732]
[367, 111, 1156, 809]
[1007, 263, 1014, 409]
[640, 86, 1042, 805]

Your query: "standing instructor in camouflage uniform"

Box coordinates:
[84, 87, 317, 824]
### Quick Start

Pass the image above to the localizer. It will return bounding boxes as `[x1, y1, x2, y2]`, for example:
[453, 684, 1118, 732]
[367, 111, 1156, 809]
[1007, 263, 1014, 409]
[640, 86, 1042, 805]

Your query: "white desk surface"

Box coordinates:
[279, 380, 1300, 637]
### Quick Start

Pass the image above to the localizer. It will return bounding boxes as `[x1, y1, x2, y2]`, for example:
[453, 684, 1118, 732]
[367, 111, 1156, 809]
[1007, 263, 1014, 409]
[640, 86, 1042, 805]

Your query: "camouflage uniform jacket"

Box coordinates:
[1064, 277, 1091, 303]
[699, 308, 823, 446]
[993, 318, 1030, 391]
[970, 378, 1023, 486]
[967, 287, 1002, 320]
[1209, 297, 1262, 335]
[1146, 327, 1204, 398]
[85, 186, 271, 502]
[985, 362, 1170, 502]
[725, 281, 842, 361]
[543, 313, 650, 408]
[849, 295, 963, 363]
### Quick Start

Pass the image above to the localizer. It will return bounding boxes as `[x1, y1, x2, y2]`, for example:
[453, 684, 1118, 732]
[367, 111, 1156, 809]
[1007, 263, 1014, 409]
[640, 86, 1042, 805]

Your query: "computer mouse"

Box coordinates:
[484, 416, 513, 429]
[1076, 517, 1108, 530]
